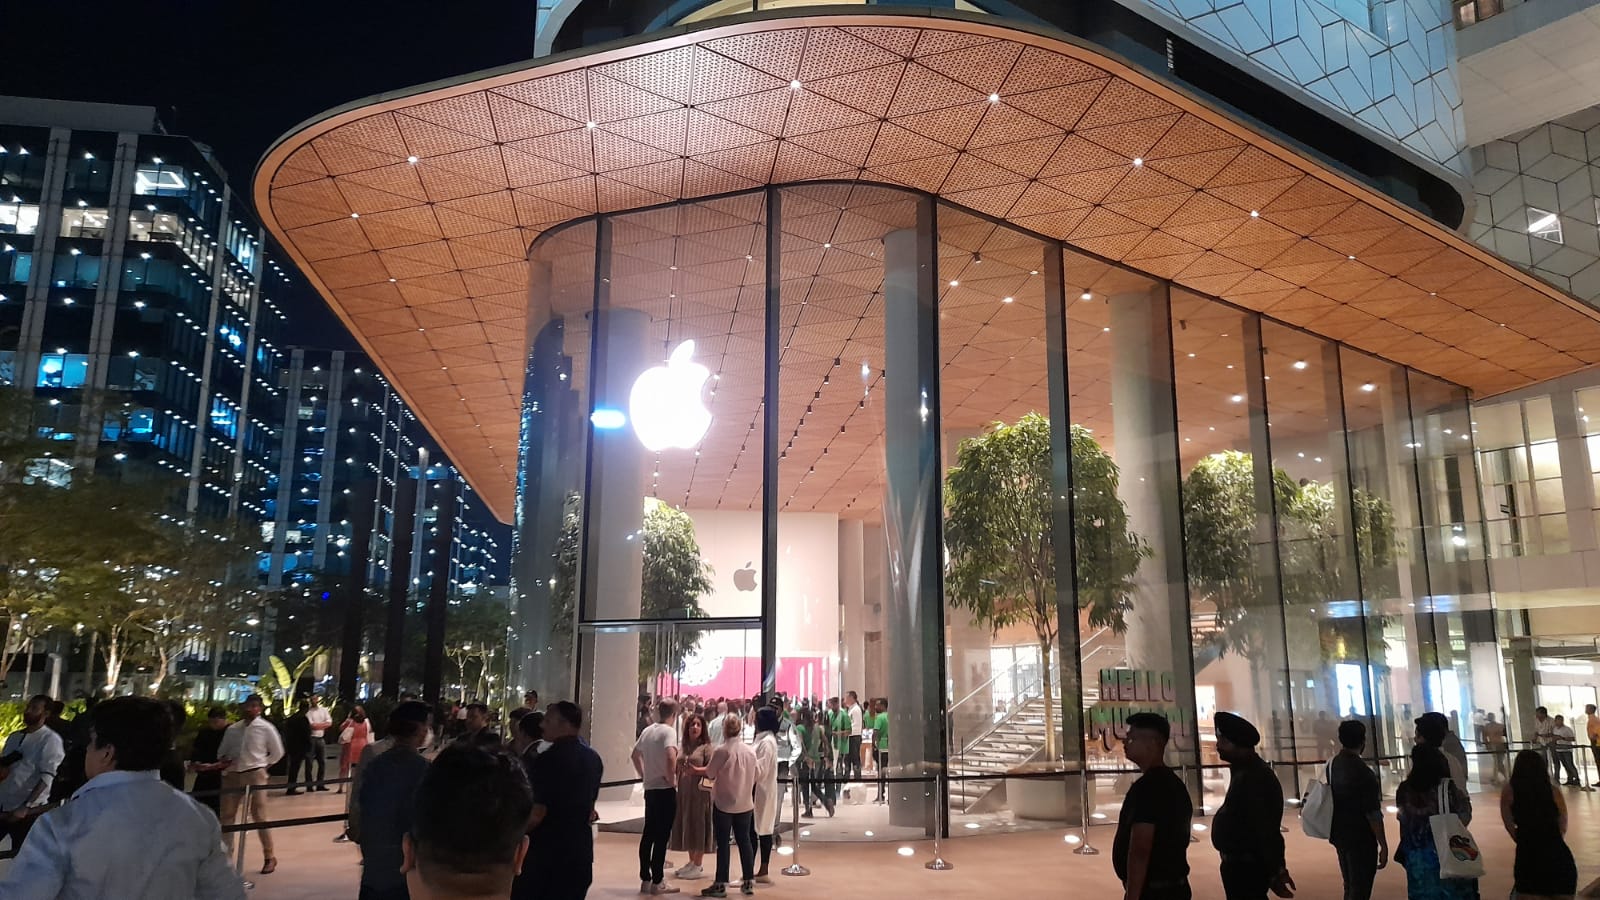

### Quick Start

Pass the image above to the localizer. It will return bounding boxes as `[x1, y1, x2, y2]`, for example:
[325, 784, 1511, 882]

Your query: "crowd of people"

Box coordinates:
[0, 686, 1594, 900]
[1112, 708, 1587, 900]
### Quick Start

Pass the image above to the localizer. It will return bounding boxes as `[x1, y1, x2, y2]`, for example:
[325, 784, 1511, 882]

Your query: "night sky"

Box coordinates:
[6, 1, 542, 345]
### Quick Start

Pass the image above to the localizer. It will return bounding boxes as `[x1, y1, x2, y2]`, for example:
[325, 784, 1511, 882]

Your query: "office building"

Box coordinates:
[257, 1, 1600, 833]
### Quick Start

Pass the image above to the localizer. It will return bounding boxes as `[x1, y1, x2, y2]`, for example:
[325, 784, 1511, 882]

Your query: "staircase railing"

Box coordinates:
[948, 660, 1046, 773]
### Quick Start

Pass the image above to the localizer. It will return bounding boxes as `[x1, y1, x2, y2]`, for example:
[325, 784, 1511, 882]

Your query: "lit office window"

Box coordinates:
[0, 202, 40, 235]
[134, 165, 189, 197]
[36, 353, 88, 388]
[59, 208, 110, 239]
[1528, 207, 1563, 244]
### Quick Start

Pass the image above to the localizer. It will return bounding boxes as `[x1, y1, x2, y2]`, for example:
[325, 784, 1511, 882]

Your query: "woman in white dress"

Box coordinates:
[751, 706, 781, 883]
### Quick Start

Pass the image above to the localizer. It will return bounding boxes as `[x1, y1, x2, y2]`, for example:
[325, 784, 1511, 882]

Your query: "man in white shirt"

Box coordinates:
[216, 693, 285, 874]
[709, 701, 732, 747]
[1553, 715, 1581, 785]
[304, 694, 332, 792]
[1533, 706, 1557, 779]
[0, 695, 246, 900]
[633, 700, 681, 895]
[0, 693, 67, 845]
[843, 691, 865, 793]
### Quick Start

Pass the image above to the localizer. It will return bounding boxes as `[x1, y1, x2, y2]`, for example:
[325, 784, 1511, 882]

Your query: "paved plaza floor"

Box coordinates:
[227, 783, 1600, 900]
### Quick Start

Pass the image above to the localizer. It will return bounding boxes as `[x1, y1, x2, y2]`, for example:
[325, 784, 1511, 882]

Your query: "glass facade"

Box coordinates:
[511, 183, 1498, 839]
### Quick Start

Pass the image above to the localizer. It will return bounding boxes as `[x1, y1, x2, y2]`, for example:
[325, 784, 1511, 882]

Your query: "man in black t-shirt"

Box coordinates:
[1113, 712, 1194, 900]
[1328, 719, 1387, 900]
[513, 701, 603, 900]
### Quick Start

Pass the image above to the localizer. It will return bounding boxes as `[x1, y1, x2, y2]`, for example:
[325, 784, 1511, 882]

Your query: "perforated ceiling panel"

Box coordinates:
[257, 12, 1600, 522]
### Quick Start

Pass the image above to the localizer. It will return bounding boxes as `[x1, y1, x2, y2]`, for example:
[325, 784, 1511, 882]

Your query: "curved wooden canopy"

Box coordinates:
[256, 11, 1600, 522]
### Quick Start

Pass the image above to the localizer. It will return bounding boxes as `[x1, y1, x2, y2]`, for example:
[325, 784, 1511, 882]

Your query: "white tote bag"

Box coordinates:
[1300, 761, 1334, 840]
[1429, 781, 1485, 880]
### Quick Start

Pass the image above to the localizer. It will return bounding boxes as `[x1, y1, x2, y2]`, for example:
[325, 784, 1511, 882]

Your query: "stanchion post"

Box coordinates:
[1578, 740, 1596, 793]
[1073, 769, 1098, 855]
[781, 776, 809, 877]
[235, 782, 256, 891]
[925, 773, 953, 870]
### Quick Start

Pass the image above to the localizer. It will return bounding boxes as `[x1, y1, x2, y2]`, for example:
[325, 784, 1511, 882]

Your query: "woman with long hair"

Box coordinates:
[336, 705, 370, 793]
[1501, 749, 1577, 899]
[671, 714, 715, 880]
[1395, 744, 1479, 900]
[751, 706, 781, 883]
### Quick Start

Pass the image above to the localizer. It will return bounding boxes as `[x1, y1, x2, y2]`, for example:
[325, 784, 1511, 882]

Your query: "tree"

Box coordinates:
[137, 519, 260, 695]
[944, 414, 1148, 761]
[442, 598, 511, 701]
[1181, 450, 1400, 659]
[553, 496, 713, 684]
[257, 647, 330, 716]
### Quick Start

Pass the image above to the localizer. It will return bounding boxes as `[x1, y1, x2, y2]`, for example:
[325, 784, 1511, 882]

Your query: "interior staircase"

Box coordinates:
[948, 695, 1050, 813]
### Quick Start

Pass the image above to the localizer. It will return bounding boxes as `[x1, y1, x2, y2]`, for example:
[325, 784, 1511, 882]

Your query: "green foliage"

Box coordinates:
[553, 496, 713, 682]
[944, 414, 1149, 761]
[1181, 450, 1401, 659]
[256, 647, 329, 715]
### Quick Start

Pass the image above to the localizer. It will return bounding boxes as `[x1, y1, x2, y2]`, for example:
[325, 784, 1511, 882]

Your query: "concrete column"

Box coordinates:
[837, 518, 866, 700]
[1108, 287, 1198, 766]
[15, 127, 71, 396]
[186, 188, 233, 516]
[582, 296, 650, 800]
[1551, 387, 1596, 553]
[76, 130, 139, 466]
[882, 204, 944, 834]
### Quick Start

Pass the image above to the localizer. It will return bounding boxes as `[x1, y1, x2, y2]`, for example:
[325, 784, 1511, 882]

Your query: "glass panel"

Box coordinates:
[1260, 320, 1371, 774]
[1471, 401, 1522, 450]
[1408, 370, 1500, 781]
[1534, 477, 1566, 514]
[1524, 397, 1556, 442]
[1171, 290, 1295, 809]
[775, 184, 930, 838]
[935, 203, 1073, 831]
[1339, 347, 1424, 763]
[514, 220, 597, 695]
[1529, 441, 1562, 480]
[1064, 253, 1197, 815]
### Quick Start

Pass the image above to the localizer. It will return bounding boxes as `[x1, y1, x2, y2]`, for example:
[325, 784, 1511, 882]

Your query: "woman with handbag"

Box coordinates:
[1500, 749, 1577, 899]
[671, 714, 715, 881]
[1395, 744, 1479, 900]
[336, 706, 370, 793]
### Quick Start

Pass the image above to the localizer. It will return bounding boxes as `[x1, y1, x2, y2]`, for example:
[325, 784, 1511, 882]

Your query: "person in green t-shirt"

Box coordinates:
[872, 699, 890, 803]
[794, 708, 833, 818]
[826, 697, 849, 805]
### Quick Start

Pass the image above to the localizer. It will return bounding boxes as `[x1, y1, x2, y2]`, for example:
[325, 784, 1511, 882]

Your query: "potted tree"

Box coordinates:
[944, 413, 1147, 820]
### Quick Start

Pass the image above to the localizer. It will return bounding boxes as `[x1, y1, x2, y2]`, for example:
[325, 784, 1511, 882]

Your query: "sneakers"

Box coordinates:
[741, 880, 756, 895]
[676, 864, 705, 879]
[700, 885, 728, 898]
[653, 885, 682, 895]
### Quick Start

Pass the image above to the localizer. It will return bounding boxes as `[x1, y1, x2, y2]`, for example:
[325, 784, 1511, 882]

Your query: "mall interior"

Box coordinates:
[256, 0, 1600, 842]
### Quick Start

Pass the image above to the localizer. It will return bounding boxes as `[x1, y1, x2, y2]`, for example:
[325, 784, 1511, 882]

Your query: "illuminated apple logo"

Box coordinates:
[733, 562, 757, 592]
[628, 340, 712, 452]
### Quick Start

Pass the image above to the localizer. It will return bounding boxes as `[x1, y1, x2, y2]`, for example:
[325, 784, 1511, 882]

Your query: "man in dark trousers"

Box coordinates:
[1113, 712, 1193, 900]
[355, 701, 433, 900]
[1211, 712, 1295, 900]
[1328, 719, 1387, 900]
[513, 701, 603, 900]
[283, 701, 312, 796]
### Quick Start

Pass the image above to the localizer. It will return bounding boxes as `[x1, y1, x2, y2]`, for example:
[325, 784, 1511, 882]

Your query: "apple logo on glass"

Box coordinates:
[733, 562, 757, 592]
[628, 340, 712, 452]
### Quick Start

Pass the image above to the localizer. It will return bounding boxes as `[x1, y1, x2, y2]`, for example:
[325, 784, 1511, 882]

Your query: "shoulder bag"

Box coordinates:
[1429, 781, 1484, 880]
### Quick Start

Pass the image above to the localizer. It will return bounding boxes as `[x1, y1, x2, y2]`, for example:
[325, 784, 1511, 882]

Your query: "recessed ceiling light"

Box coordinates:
[1002, 296, 1014, 303]
[948, 279, 959, 287]
[1230, 394, 1243, 403]
[1361, 383, 1376, 392]
[350, 212, 360, 218]
[407, 155, 419, 164]
[790, 80, 803, 90]
[585, 121, 597, 129]
[1250, 210, 1259, 218]
[1132, 157, 1143, 167]
[1292, 360, 1307, 370]
[988, 93, 1000, 103]
[1080, 292, 1092, 301]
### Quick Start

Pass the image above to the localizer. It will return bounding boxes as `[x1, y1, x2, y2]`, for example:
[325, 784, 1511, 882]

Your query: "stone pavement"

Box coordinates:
[234, 785, 1600, 900]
